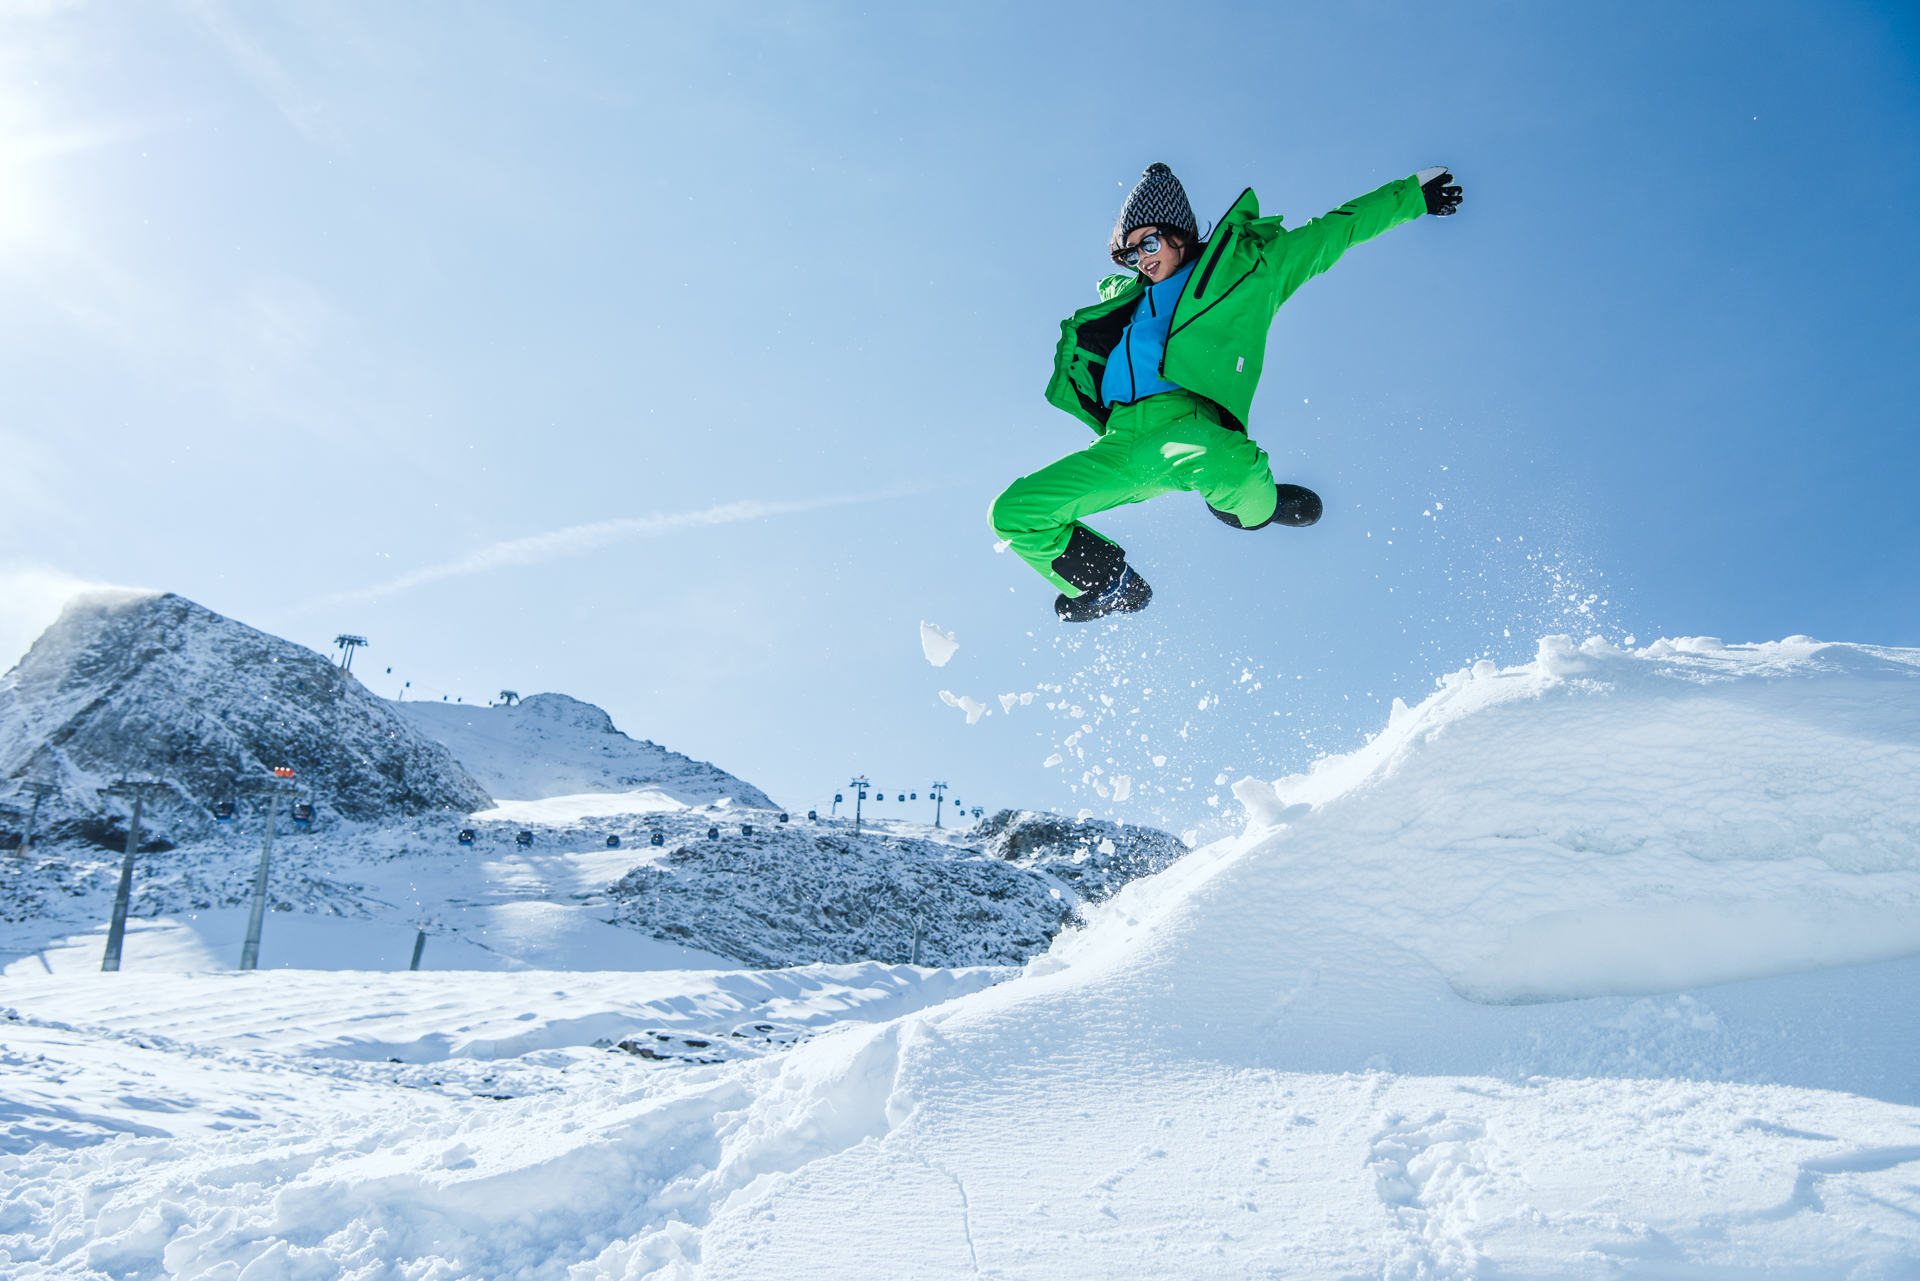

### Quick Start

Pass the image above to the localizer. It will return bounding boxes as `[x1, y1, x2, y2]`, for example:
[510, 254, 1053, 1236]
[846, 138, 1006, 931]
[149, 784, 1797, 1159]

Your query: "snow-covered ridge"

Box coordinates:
[392, 692, 774, 809]
[1150, 632, 1920, 1003]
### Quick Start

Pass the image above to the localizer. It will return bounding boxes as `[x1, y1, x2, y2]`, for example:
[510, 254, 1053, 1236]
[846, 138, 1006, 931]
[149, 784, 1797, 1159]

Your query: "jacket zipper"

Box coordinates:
[1193, 226, 1232, 299]
[1165, 203, 1251, 345]
[1169, 257, 1258, 339]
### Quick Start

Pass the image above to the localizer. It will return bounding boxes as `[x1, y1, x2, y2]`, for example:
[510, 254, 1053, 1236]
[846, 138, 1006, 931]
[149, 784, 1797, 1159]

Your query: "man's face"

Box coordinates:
[1125, 225, 1185, 282]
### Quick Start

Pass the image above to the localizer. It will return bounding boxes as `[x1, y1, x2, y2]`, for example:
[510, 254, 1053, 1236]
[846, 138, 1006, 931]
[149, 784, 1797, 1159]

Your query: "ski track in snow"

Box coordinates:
[4, 635, 1920, 1277]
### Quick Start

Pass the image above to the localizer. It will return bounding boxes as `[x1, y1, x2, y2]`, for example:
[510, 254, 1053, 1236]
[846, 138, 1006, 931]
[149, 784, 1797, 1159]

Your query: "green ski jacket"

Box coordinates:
[1045, 174, 1427, 434]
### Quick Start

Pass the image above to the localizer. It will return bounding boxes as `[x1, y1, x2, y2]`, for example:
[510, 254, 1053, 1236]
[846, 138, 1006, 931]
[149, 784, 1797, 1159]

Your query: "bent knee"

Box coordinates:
[990, 479, 1044, 539]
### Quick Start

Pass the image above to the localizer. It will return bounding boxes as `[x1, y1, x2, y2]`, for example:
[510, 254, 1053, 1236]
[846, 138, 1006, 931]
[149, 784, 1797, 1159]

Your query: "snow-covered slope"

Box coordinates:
[0, 591, 491, 837]
[1, 805, 1189, 975]
[6, 635, 1919, 1277]
[0, 964, 1011, 1150]
[392, 693, 774, 809]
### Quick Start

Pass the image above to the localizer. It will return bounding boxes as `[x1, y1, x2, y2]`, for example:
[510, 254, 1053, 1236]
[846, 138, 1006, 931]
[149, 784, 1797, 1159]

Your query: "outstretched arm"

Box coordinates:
[1253, 169, 1456, 310]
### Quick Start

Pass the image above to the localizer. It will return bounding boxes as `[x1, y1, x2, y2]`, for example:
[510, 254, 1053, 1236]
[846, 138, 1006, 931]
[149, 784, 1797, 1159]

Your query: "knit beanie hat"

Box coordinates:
[1114, 162, 1199, 247]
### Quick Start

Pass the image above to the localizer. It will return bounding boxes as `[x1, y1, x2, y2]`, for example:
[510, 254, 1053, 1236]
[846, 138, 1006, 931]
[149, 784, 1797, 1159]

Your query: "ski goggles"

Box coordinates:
[1111, 230, 1175, 269]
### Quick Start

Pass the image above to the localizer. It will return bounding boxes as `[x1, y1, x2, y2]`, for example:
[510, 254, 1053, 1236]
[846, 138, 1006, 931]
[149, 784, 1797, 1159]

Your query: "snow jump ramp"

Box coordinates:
[647, 635, 1920, 1278]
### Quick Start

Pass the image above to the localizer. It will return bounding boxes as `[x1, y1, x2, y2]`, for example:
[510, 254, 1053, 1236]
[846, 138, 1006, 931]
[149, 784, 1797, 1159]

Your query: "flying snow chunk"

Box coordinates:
[937, 690, 988, 723]
[1043, 753, 1064, 767]
[1098, 838, 1116, 854]
[1077, 808, 1093, 820]
[1111, 775, 1131, 802]
[1020, 692, 1034, 705]
[1536, 635, 1588, 676]
[920, 622, 960, 667]
[1152, 755, 1167, 767]
[1231, 776, 1307, 827]
[998, 693, 1019, 713]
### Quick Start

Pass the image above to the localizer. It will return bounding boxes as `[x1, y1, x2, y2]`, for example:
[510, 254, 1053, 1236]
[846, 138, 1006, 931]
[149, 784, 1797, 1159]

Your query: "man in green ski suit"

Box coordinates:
[990, 161, 1463, 622]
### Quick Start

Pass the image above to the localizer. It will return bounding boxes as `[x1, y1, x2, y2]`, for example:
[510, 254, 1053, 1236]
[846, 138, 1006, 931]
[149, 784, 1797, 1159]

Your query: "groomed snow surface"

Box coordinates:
[5, 635, 1919, 1278]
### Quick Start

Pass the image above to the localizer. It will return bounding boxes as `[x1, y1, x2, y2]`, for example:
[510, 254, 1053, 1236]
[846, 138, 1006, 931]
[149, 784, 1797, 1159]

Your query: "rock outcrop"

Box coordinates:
[972, 808, 1190, 902]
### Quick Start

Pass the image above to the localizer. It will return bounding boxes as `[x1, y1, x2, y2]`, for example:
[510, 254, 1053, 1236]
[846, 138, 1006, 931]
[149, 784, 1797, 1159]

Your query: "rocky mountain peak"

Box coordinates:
[0, 591, 492, 843]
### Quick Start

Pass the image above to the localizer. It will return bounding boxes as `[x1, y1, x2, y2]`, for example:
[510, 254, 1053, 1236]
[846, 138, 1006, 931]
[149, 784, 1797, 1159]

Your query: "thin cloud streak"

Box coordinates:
[311, 491, 907, 610]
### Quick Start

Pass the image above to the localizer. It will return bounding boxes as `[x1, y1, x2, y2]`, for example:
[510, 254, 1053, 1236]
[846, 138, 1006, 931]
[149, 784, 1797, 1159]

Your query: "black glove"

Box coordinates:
[1418, 166, 1462, 216]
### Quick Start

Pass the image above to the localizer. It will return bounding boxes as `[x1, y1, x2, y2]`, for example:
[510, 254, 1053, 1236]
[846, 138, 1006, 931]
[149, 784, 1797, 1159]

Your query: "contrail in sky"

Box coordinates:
[313, 490, 907, 609]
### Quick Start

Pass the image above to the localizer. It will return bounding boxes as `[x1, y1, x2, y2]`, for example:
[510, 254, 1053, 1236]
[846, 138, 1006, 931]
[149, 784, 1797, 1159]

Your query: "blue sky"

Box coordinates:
[3, 1, 1915, 829]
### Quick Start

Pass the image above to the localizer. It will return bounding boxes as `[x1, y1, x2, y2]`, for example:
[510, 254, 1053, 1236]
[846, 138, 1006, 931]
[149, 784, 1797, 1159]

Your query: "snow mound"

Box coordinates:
[393, 691, 772, 808]
[1182, 634, 1920, 1005]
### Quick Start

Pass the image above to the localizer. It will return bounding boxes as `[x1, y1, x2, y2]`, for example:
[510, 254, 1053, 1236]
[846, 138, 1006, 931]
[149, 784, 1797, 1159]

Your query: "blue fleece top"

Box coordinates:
[1100, 260, 1195, 408]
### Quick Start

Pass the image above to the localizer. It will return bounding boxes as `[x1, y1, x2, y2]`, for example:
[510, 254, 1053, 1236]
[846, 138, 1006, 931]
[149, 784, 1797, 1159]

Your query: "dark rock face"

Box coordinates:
[972, 809, 1190, 903]
[605, 820, 1072, 968]
[598, 809, 1193, 969]
[0, 591, 493, 838]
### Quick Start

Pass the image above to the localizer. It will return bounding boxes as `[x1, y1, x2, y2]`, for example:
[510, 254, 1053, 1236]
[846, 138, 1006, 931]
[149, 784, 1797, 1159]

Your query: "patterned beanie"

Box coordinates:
[1114, 162, 1199, 247]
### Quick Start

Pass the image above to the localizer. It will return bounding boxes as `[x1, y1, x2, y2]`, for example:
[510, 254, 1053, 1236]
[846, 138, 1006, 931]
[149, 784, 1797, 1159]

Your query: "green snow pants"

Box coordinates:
[990, 390, 1278, 596]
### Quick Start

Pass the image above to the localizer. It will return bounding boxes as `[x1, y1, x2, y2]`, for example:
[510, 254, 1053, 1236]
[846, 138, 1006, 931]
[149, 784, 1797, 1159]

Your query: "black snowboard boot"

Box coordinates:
[1271, 483, 1322, 527]
[1049, 525, 1153, 623]
[1209, 483, 1323, 530]
[1055, 564, 1153, 623]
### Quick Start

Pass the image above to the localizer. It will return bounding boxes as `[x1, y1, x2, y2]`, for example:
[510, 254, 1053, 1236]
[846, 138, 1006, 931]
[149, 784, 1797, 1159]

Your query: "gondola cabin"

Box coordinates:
[213, 801, 237, 822]
[458, 829, 476, 846]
